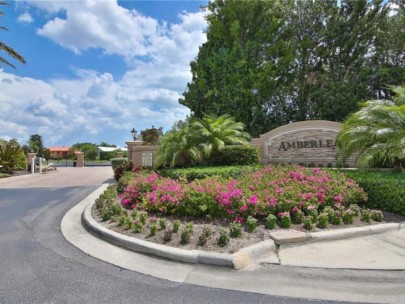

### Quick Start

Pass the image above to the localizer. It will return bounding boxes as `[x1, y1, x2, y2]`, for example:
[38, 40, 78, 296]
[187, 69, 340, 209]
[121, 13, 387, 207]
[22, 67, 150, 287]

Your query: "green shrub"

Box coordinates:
[343, 170, 405, 215]
[371, 210, 384, 222]
[361, 209, 372, 223]
[278, 212, 291, 228]
[159, 218, 168, 230]
[246, 216, 257, 233]
[304, 218, 313, 230]
[343, 209, 355, 224]
[265, 214, 277, 229]
[208, 145, 260, 166]
[317, 213, 329, 229]
[180, 228, 192, 245]
[111, 158, 128, 170]
[229, 222, 242, 238]
[172, 220, 180, 233]
[217, 228, 229, 247]
[197, 227, 213, 246]
[132, 221, 143, 233]
[291, 209, 305, 224]
[159, 165, 261, 181]
[149, 222, 158, 236]
[139, 212, 148, 225]
[163, 229, 173, 242]
[0, 173, 11, 179]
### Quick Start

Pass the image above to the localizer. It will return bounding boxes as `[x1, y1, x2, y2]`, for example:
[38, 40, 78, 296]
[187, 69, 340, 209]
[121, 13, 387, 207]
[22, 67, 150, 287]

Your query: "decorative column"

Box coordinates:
[75, 152, 85, 167]
[27, 153, 36, 174]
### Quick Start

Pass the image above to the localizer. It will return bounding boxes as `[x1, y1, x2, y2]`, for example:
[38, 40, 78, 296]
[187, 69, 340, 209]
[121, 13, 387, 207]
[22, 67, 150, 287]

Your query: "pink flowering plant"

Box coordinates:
[119, 165, 367, 223]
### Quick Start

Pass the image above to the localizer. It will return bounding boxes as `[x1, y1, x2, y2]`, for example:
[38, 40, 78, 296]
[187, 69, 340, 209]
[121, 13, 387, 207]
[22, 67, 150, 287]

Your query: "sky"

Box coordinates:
[0, 0, 208, 148]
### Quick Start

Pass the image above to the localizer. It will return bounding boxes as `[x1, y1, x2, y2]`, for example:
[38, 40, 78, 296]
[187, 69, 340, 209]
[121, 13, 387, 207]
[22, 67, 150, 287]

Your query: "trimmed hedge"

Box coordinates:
[342, 170, 405, 216]
[111, 158, 128, 170]
[159, 165, 263, 181]
[208, 145, 260, 166]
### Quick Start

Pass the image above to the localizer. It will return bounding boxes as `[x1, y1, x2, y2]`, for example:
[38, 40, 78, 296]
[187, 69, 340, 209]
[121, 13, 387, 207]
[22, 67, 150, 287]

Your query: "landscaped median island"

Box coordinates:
[91, 163, 404, 256]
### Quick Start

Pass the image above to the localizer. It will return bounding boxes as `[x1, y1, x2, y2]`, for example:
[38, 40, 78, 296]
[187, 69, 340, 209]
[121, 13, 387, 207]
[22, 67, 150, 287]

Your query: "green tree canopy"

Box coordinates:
[180, 0, 405, 137]
[337, 85, 405, 171]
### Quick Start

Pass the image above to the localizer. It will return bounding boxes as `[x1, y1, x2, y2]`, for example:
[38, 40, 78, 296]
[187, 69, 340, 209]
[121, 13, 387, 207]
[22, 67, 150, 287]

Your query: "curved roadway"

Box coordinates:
[0, 168, 402, 304]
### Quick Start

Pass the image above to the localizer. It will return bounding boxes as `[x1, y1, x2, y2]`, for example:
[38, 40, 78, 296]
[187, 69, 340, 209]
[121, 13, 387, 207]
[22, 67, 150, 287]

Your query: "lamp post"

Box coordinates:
[131, 128, 138, 141]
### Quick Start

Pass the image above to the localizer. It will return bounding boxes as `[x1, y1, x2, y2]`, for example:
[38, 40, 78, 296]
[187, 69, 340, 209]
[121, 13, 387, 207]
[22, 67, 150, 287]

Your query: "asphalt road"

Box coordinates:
[0, 170, 349, 304]
[0, 186, 350, 304]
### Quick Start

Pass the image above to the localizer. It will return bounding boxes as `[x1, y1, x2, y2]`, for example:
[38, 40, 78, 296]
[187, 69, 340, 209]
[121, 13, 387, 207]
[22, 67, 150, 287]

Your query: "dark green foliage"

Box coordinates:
[180, 228, 192, 245]
[163, 229, 173, 243]
[317, 213, 329, 229]
[304, 218, 313, 230]
[111, 158, 128, 170]
[132, 221, 143, 233]
[229, 222, 242, 238]
[0, 144, 26, 174]
[344, 171, 405, 215]
[371, 210, 384, 222]
[159, 165, 262, 181]
[141, 126, 163, 146]
[217, 228, 229, 247]
[278, 213, 291, 229]
[197, 227, 213, 246]
[180, 0, 404, 137]
[159, 218, 168, 230]
[265, 214, 277, 230]
[246, 216, 257, 233]
[72, 142, 98, 160]
[361, 210, 372, 223]
[208, 145, 259, 166]
[291, 209, 305, 225]
[172, 220, 180, 233]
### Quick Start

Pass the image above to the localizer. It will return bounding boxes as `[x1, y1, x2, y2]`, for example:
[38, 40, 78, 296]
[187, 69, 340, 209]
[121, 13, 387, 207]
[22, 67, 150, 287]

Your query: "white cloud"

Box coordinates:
[35, 0, 159, 57]
[0, 1, 207, 146]
[17, 12, 34, 24]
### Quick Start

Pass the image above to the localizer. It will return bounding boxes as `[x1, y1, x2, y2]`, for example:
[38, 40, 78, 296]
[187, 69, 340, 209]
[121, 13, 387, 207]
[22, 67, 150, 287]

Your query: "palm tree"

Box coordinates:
[190, 114, 251, 159]
[337, 85, 405, 172]
[155, 127, 203, 168]
[1, 1, 26, 68]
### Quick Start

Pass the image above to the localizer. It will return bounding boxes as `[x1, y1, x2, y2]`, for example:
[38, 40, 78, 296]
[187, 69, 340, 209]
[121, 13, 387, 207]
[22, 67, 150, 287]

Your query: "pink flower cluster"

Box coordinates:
[119, 165, 367, 220]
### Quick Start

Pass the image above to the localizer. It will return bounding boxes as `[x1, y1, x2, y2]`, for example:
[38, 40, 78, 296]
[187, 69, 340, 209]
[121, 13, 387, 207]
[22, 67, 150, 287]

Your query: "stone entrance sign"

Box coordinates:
[142, 152, 153, 167]
[251, 120, 354, 166]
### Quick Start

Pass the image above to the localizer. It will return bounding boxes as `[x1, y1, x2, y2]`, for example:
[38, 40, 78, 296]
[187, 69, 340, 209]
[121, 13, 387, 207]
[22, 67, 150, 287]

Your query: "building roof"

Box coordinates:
[97, 146, 127, 152]
[49, 147, 70, 152]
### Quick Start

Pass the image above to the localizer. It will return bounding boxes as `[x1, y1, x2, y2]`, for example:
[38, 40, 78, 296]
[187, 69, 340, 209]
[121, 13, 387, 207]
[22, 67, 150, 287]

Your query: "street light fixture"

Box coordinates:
[131, 128, 138, 141]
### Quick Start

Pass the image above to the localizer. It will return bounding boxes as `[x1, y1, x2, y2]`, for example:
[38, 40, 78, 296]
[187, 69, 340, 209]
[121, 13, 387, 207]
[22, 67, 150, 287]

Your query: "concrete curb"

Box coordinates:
[82, 199, 235, 268]
[81, 185, 405, 270]
[308, 223, 404, 243]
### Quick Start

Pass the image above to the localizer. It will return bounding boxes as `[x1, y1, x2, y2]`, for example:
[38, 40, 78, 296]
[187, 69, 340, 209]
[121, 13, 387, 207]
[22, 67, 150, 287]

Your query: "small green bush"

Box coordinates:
[246, 216, 257, 233]
[291, 209, 305, 224]
[149, 222, 158, 236]
[278, 212, 291, 228]
[197, 227, 213, 246]
[111, 158, 128, 170]
[317, 213, 329, 229]
[159, 218, 168, 230]
[163, 229, 173, 243]
[180, 228, 192, 245]
[172, 220, 180, 233]
[208, 145, 260, 166]
[139, 212, 148, 225]
[371, 210, 384, 222]
[217, 228, 230, 247]
[265, 214, 277, 229]
[132, 221, 143, 233]
[229, 222, 242, 238]
[304, 218, 313, 230]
